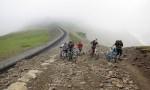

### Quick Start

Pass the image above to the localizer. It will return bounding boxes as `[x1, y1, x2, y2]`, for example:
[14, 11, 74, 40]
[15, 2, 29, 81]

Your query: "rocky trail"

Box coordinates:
[1, 38, 148, 90]
[0, 45, 141, 90]
[27, 54, 139, 90]
[120, 47, 150, 90]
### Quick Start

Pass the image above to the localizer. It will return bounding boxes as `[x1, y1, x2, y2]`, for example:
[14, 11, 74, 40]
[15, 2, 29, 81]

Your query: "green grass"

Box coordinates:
[69, 33, 81, 43]
[0, 28, 59, 60]
[77, 32, 86, 38]
[69, 32, 87, 43]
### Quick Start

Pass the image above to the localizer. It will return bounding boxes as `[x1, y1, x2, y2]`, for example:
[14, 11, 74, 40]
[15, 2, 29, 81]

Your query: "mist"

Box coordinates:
[0, 0, 150, 46]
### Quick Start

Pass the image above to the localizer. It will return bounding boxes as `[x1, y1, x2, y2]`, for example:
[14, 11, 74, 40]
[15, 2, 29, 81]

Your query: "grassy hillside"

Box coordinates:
[69, 33, 80, 43]
[69, 31, 87, 43]
[69, 32, 86, 43]
[0, 28, 59, 60]
[77, 32, 86, 38]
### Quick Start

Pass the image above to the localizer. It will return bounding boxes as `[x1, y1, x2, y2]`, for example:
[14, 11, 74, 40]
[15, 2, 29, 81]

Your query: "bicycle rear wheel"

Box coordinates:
[68, 51, 73, 61]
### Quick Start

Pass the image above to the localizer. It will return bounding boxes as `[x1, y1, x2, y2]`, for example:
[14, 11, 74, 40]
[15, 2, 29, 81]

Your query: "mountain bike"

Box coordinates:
[67, 48, 79, 63]
[105, 47, 117, 63]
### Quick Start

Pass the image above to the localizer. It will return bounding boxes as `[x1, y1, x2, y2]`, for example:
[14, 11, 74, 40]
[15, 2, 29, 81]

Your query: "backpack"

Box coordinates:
[91, 40, 98, 47]
[115, 40, 123, 48]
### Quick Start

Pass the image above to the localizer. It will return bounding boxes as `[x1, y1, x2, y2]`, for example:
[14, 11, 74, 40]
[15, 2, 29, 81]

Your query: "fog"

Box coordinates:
[0, 0, 150, 46]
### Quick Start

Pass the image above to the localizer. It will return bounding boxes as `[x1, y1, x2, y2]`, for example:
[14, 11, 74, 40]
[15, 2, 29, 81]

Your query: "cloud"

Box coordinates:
[0, 0, 150, 45]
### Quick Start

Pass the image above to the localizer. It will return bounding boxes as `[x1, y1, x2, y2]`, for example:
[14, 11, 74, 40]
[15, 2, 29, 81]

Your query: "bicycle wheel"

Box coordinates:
[68, 51, 73, 61]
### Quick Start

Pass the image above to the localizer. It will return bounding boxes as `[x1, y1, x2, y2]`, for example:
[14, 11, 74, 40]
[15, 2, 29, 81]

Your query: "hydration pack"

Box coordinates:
[115, 40, 123, 48]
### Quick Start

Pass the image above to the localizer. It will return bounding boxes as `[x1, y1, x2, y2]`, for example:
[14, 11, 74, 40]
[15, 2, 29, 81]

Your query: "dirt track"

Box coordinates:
[27, 55, 139, 90]
[121, 48, 150, 90]
[24, 44, 139, 90]
[1, 44, 141, 90]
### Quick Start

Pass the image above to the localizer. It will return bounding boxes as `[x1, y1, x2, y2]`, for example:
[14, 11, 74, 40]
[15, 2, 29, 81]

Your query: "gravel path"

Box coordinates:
[0, 47, 58, 90]
[26, 49, 139, 90]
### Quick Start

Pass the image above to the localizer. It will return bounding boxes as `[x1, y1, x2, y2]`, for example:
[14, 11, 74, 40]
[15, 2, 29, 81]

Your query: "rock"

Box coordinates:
[125, 87, 130, 90]
[41, 63, 50, 66]
[113, 65, 118, 68]
[99, 83, 104, 88]
[105, 83, 114, 87]
[137, 64, 142, 67]
[134, 85, 139, 90]
[123, 54, 127, 57]
[108, 71, 113, 76]
[116, 83, 124, 89]
[132, 63, 135, 65]
[99, 88, 104, 90]
[23, 68, 29, 71]
[71, 72, 76, 75]
[6, 82, 27, 90]
[129, 80, 133, 84]
[123, 78, 129, 84]
[122, 58, 128, 60]
[146, 67, 150, 69]
[49, 87, 56, 90]
[111, 78, 124, 89]
[80, 81, 86, 85]
[48, 59, 55, 63]
[67, 85, 72, 88]
[108, 63, 113, 66]
[12, 74, 18, 77]
[18, 70, 41, 82]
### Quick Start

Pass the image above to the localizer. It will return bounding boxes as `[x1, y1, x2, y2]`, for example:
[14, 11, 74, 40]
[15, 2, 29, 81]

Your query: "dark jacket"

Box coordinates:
[115, 40, 123, 48]
[91, 40, 98, 48]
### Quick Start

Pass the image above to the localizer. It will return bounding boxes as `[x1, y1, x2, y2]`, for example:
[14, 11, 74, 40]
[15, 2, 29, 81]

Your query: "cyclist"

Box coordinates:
[114, 40, 123, 60]
[67, 41, 75, 60]
[60, 42, 68, 58]
[105, 46, 117, 62]
[77, 41, 83, 54]
[90, 39, 98, 56]
[68, 41, 74, 52]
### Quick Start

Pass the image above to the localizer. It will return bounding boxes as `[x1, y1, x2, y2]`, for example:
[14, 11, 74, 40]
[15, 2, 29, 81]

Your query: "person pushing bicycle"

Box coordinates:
[67, 41, 75, 60]
[90, 39, 98, 56]
[68, 41, 74, 52]
[60, 42, 68, 58]
[113, 40, 123, 60]
[77, 41, 83, 54]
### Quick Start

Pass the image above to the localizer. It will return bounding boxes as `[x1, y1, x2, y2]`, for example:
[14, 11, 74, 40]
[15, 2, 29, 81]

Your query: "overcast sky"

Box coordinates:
[0, 0, 150, 45]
